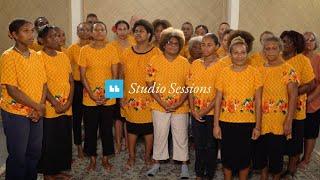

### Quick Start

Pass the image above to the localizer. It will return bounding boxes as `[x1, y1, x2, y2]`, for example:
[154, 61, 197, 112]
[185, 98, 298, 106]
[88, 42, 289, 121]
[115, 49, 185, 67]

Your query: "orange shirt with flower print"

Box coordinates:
[259, 63, 299, 135]
[286, 54, 315, 120]
[121, 47, 160, 123]
[187, 59, 227, 115]
[146, 53, 190, 114]
[78, 44, 119, 106]
[216, 65, 262, 123]
[38, 51, 72, 118]
[0, 48, 47, 116]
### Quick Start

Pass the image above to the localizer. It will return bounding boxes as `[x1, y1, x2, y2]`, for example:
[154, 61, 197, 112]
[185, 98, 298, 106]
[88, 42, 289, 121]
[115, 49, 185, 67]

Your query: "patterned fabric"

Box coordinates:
[0, 48, 47, 116]
[146, 53, 190, 114]
[120, 47, 160, 123]
[186, 59, 226, 115]
[216, 65, 262, 123]
[78, 44, 119, 106]
[286, 54, 315, 120]
[38, 51, 72, 118]
[259, 63, 299, 135]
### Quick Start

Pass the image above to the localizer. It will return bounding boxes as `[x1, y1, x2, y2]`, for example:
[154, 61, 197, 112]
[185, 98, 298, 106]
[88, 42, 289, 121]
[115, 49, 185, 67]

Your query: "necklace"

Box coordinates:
[14, 46, 30, 58]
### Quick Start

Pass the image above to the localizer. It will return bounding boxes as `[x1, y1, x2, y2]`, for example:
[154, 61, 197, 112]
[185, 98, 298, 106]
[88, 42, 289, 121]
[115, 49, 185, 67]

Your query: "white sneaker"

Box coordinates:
[146, 163, 160, 177]
[180, 164, 189, 179]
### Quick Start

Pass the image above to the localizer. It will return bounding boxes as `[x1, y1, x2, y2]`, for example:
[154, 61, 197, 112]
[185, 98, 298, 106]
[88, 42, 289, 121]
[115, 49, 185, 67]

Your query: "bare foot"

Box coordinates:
[102, 158, 113, 172]
[86, 157, 96, 172]
[77, 145, 85, 159]
[298, 160, 309, 170]
[125, 158, 135, 170]
[144, 157, 152, 167]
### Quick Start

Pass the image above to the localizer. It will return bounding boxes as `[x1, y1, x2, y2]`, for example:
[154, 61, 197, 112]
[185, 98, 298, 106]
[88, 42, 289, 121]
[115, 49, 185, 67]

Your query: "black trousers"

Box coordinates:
[192, 115, 217, 178]
[83, 105, 115, 156]
[72, 80, 84, 145]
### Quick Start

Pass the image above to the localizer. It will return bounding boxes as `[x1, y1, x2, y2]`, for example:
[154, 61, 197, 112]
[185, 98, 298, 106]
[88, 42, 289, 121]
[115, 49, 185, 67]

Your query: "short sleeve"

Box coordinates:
[285, 67, 299, 84]
[253, 69, 263, 90]
[301, 56, 315, 84]
[215, 70, 225, 91]
[0, 53, 18, 87]
[110, 46, 120, 65]
[78, 47, 87, 67]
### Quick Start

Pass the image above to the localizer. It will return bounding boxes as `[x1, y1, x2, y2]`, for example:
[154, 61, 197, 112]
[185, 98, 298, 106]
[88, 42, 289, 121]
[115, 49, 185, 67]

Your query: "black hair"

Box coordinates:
[37, 25, 55, 45]
[182, 21, 193, 27]
[133, 19, 154, 42]
[34, 16, 48, 27]
[222, 29, 233, 39]
[203, 33, 220, 47]
[219, 22, 230, 27]
[152, 19, 171, 30]
[280, 30, 305, 54]
[91, 21, 107, 31]
[115, 20, 130, 29]
[86, 13, 97, 19]
[195, 25, 209, 34]
[227, 30, 255, 53]
[9, 19, 31, 34]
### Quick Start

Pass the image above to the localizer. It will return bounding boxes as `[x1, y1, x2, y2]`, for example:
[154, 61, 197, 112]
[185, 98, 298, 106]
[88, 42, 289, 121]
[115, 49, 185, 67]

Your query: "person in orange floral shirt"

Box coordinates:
[280, 30, 315, 177]
[36, 25, 74, 179]
[120, 19, 160, 169]
[1, 19, 47, 180]
[146, 28, 190, 178]
[253, 36, 298, 180]
[78, 21, 119, 172]
[214, 36, 262, 180]
[187, 33, 224, 179]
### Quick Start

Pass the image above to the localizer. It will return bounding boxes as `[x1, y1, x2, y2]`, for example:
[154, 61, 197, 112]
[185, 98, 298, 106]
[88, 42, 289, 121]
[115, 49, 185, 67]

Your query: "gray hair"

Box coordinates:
[188, 36, 203, 51]
[304, 31, 318, 50]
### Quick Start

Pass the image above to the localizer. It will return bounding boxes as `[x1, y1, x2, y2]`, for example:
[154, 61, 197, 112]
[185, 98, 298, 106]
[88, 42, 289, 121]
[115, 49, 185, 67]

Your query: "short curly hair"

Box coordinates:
[159, 27, 185, 53]
[227, 30, 255, 53]
[280, 30, 305, 54]
[152, 19, 171, 30]
[133, 19, 154, 42]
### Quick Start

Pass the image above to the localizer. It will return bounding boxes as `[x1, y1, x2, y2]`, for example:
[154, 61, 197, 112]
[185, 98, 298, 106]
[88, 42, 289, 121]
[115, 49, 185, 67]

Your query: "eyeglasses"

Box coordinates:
[167, 41, 179, 47]
[305, 38, 316, 42]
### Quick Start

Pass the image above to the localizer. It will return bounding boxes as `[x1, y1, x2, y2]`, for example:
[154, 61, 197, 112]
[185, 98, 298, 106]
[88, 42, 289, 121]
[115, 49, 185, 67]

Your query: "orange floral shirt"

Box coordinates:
[121, 47, 160, 123]
[0, 48, 47, 116]
[216, 65, 262, 123]
[187, 59, 227, 115]
[259, 63, 299, 135]
[78, 44, 119, 106]
[38, 51, 72, 118]
[286, 54, 315, 120]
[146, 53, 190, 114]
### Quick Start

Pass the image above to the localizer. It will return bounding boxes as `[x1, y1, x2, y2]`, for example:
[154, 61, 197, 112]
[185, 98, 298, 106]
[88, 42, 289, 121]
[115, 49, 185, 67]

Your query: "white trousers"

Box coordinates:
[152, 110, 189, 161]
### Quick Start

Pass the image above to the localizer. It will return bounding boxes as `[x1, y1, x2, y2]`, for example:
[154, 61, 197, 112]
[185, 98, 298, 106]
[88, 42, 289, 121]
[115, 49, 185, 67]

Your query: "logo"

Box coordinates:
[105, 80, 123, 98]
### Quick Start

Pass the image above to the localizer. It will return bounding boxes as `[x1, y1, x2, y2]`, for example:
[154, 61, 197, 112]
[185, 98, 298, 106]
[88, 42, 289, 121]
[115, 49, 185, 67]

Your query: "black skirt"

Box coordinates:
[220, 121, 255, 171]
[38, 115, 72, 175]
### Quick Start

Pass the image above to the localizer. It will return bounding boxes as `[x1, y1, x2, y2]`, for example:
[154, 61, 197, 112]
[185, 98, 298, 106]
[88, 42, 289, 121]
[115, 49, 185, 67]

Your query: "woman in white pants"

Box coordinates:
[146, 27, 190, 179]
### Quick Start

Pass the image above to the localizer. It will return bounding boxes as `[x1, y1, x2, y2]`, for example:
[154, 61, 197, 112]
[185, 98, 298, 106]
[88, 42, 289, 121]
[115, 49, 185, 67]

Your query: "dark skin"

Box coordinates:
[213, 44, 262, 180]
[80, 23, 118, 172]
[8, 22, 47, 121]
[147, 37, 188, 166]
[119, 25, 154, 170]
[282, 35, 314, 95]
[281, 35, 315, 175]
[260, 41, 298, 180]
[189, 36, 218, 124]
[39, 29, 74, 114]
